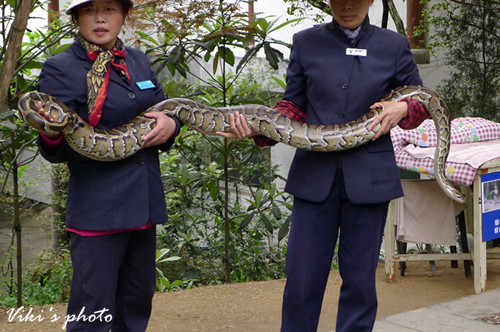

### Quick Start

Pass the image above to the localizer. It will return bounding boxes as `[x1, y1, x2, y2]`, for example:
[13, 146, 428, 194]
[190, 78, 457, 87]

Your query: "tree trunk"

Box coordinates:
[12, 160, 22, 307]
[388, 0, 405, 35]
[382, 0, 389, 28]
[0, 0, 34, 109]
[407, 0, 425, 48]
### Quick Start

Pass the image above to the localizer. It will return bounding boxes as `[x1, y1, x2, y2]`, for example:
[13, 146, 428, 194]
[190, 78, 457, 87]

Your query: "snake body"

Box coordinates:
[18, 85, 465, 203]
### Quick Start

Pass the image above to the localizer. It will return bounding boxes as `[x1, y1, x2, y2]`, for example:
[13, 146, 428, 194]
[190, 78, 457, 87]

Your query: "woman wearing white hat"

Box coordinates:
[35, 0, 181, 330]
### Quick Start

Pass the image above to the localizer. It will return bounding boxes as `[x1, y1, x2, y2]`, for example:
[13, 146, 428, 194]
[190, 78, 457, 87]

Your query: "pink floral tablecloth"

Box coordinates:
[391, 117, 500, 186]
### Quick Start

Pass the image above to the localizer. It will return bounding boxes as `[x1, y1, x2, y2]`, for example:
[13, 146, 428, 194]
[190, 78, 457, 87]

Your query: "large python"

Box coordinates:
[18, 85, 465, 203]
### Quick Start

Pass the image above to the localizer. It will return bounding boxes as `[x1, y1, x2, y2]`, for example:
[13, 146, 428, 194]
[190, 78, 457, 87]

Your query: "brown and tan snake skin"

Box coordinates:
[18, 85, 465, 203]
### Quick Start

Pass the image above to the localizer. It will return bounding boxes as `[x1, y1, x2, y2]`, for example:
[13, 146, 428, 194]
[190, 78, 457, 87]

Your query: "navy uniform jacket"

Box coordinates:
[37, 40, 181, 231]
[284, 17, 423, 204]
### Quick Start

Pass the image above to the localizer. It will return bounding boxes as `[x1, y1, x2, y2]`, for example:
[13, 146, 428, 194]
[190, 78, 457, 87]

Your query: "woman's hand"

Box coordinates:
[215, 112, 258, 139]
[142, 112, 176, 148]
[36, 101, 61, 139]
[368, 101, 407, 141]
[37, 101, 59, 122]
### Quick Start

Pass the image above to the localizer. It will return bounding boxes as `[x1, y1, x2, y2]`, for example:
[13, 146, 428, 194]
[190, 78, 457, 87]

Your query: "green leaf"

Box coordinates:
[212, 52, 219, 74]
[218, 46, 235, 66]
[272, 203, 282, 220]
[194, 39, 217, 51]
[260, 214, 273, 233]
[156, 248, 171, 261]
[271, 75, 286, 89]
[255, 17, 272, 34]
[0, 110, 17, 121]
[207, 181, 219, 200]
[268, 17, 304, 34]
[204, 50, 212, 62]
[0, 121, 17, 131]
[264, 43, 281, 70]
[239, 212, 255, 230]
[158, 256, 181, 264]
[236, 45, 261, 73]
[135, 31, 159, 46]
[278, 215, 292, 242]
[254, 189, 263, 207]
[168, 45, 182, 64]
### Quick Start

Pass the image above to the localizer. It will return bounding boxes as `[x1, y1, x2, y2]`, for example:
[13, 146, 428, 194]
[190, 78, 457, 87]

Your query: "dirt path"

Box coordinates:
[2, 259, 500, 331]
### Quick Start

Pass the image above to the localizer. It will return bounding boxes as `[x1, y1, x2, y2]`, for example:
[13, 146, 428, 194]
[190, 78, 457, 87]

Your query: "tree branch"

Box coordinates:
[387, 0, 405, 35]
[305, 0, 330, 14]
[449, 0, 500, 11]
[0, 0, 34, 110]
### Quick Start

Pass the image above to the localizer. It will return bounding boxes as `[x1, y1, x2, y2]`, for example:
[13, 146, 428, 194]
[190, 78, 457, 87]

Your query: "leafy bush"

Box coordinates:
[157, 118, 292, 286]
[0, 250, 72, 307]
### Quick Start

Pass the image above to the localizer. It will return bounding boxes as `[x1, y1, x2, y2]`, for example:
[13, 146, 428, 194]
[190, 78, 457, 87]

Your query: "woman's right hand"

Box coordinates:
[36, 101, 60, 139]
[215, 112, 258, 139]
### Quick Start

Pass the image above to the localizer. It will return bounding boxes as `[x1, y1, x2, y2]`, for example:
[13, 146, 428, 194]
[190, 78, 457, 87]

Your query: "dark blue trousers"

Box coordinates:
[281, 170, 388, 332]
[66, 226, 156, 332]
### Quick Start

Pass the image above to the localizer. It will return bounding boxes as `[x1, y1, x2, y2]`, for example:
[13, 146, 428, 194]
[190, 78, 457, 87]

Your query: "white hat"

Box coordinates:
[66, 0, 133, 14]
[66, 0, 92, 14]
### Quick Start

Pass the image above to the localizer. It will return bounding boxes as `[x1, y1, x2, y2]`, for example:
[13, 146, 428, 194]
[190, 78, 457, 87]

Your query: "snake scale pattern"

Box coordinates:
[18, 85, 465, 203]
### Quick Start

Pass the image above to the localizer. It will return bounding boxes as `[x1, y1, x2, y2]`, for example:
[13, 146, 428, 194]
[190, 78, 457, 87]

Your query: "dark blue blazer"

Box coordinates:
[37, 40, 181, 230]
[284, 17, 423, 204]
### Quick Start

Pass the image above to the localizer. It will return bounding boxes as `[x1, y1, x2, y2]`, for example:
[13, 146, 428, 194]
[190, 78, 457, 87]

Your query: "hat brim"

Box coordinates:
[66, 0, 92, 14]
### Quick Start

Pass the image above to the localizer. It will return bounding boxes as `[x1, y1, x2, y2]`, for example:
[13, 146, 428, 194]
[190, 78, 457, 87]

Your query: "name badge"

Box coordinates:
[346, 48, 367, 57]
[136, 80, 155, 90]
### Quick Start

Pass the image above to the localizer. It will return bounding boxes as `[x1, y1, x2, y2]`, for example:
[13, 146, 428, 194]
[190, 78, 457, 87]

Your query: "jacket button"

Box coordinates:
[338, 112, 345, 118]
[128, 92, 136, 99]
[140, 161, 145, 165]
[341, 82, 348, 89]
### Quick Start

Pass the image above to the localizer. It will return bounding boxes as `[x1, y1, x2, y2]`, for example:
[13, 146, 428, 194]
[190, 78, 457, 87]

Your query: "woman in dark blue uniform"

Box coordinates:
[35, 0, 181, 330]
[218, 0, 428, 331]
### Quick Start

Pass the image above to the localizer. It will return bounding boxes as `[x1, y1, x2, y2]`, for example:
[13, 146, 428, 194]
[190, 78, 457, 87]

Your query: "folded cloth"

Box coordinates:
[394, 180, 466, 245]
[403, 139, 500, 169]
[391, 117, 500, 185]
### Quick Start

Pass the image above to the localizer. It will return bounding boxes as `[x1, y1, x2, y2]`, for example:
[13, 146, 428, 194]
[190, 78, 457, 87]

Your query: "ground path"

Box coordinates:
[1, 259, 500, 331]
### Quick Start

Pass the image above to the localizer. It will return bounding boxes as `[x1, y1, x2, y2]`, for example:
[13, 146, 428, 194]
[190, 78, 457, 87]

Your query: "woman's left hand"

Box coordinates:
[368, 101, 407, 141]
[142, 112, 176, 148]
[215, 111, 258, 139]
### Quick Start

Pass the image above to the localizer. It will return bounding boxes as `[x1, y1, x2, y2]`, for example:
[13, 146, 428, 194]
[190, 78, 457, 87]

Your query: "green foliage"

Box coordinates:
[133, 0, 297, 285]
[1, 8, 76, 198]
[155, 73, 293, 285]
[0, 112, 37, 179]
[0, 5, 76, 307]
[281, 0, 330, 22]
[155, 248, 196, 292]
[0, 250, 72, 307]
[49, 164, 70, 249]
[153, 70, 294, 285]
[426, 1, 500, 121]
[135, 0, 295, 84]
[158, 132, 292, 284]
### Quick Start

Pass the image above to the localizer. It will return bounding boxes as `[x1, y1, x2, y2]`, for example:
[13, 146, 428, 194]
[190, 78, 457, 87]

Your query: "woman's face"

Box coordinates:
[330, 0, 374, 30]
[77, 0, 125, 49]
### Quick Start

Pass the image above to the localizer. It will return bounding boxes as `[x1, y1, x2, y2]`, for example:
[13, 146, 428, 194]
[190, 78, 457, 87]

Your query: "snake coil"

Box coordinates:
[18, 85, 465, 203]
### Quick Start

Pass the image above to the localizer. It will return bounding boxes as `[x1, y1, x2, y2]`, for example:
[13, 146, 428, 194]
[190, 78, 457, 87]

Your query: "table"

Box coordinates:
[384, 159, 500, 294]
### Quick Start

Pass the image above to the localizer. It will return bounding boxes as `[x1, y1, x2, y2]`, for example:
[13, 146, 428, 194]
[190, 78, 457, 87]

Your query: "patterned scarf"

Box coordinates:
[79, 34, 131, 126]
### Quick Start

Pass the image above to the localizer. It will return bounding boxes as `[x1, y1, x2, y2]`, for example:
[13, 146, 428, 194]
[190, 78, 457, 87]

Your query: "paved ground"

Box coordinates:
[370, 287, 500, 332]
